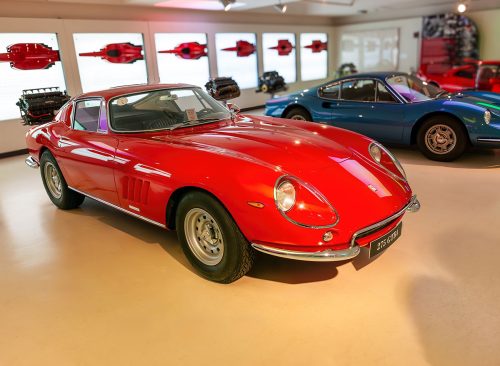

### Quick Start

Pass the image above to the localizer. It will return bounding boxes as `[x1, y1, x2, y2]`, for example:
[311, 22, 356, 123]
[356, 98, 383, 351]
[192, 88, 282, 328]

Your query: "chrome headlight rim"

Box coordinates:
[273, 175, 340, 229]
[484, 110, 491, 125]
[368, 141, 407, 180]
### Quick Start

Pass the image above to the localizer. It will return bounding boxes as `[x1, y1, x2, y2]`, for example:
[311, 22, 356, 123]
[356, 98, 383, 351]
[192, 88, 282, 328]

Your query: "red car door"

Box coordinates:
[55, 98, 120, 206]
[111, 136, 172, 226]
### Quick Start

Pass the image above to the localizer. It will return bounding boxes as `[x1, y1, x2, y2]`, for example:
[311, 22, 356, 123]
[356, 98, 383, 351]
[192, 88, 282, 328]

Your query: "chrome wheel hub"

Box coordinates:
[425, 124, 457, 154]
[44, 162, 62, 199]
[184, 208, 224, 266]
[291, 115, 306, 121]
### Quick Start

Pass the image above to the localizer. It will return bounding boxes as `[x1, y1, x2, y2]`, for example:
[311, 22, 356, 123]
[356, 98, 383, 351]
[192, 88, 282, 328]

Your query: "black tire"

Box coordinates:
[40, 150, 85, 209]
[175, 191, 255, 283]
[417, 116, 468, 161]
[284, 107, 312, 121]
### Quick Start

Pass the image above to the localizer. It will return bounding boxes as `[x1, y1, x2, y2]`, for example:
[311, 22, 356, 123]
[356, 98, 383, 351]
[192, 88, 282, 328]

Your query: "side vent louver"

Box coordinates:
[123, 176, 150, 204]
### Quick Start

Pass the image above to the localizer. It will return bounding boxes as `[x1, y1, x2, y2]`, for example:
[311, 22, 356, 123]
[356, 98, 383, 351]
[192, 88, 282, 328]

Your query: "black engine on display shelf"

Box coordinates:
[256, 71, 287, 94]
[205, 77, 241, 102]
[17, 87, 70, 125]
[334, 63, 358, 78]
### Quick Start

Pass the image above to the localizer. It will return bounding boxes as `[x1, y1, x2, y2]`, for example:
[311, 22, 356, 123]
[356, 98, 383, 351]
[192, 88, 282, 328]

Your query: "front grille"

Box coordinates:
[355, 217, 399, 242]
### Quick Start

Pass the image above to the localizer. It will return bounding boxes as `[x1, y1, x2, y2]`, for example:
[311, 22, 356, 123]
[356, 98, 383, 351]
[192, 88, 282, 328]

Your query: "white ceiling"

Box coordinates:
[11, 0, 500, 20]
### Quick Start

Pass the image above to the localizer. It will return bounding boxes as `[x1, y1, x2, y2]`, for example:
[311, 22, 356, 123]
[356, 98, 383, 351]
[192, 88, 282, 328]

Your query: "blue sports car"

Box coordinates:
[265, 72, 500, 161]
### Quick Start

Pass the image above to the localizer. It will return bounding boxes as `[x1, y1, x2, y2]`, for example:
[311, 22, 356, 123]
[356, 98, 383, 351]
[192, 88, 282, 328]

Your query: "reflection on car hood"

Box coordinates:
[151, 115, 353, 174]
[453, 91, 500, 109]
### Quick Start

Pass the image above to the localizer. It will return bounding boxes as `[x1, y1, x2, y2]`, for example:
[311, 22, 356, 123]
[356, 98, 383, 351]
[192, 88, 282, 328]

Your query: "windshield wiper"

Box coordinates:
[435, 90, 450, 98]
[168, 117, 223, 130]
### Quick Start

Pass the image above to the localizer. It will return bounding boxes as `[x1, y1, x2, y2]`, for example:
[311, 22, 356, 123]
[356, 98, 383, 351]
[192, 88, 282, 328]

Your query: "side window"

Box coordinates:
[320, 83, 340, 99]
[341, 79, 375, 102]
[376, 82, 397, 103]
[174, 89, 207, 112]
[73, 99, 101, 132]
[455, 69, 474, 79]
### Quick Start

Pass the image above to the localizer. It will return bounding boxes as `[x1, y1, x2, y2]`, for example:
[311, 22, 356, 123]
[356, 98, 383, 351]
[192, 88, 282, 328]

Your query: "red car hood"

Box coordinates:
[146, 115, 412, 232]
[152, 116, 353, 174]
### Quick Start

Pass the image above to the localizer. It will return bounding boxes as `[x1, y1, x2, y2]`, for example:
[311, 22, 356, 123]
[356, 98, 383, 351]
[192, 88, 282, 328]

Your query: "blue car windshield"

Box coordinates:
[386, 75, 444, 103]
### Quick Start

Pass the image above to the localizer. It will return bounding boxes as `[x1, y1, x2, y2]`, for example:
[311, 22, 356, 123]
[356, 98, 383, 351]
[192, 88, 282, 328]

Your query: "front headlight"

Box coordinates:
[274, 176, 339, 228]
[369, 143, 382, 163]
[484, 110, 491, 124]
[369, 142, 406, 180]
[275, 180, 296, 212]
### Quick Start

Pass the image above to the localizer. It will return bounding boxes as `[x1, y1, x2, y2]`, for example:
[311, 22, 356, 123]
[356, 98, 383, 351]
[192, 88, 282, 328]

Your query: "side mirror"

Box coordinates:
[227, 103, 240, 115]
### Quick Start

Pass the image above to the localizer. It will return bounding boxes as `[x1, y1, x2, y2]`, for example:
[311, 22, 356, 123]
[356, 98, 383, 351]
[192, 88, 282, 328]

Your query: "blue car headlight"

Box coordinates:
[484, 110, 491, 124]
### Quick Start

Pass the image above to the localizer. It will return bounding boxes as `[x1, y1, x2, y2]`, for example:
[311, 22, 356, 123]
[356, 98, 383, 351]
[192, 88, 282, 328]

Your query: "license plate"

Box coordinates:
[369, 222, 402, 258]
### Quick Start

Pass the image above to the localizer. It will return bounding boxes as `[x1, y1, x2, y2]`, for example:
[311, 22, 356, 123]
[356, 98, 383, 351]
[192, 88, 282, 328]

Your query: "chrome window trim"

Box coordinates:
[68, 186, 166, 229]
[71, 97, 106, 134]
[350, 195, 420, 248]
[317, 77, 403, 104]
[273, 174, 340, 229]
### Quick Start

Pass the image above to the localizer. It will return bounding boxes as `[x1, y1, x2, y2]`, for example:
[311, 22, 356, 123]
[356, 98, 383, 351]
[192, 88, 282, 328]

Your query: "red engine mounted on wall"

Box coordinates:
[222, 40, 256, 57]
[304, 40, 327, 53]
[159, 42, 207, 60]
[269, 39, 294, 56]
[79, 43, 144, 64]
[0, 43, 60, 70]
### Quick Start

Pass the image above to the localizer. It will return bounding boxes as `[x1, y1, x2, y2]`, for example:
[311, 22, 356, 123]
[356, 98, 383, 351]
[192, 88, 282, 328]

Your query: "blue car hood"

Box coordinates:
[456, 91, 500, 109]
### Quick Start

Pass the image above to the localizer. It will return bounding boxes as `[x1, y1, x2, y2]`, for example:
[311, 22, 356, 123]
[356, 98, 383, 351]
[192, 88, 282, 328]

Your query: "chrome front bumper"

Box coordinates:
[25, 156, 39, 168]
[251, 243, 361, 262]
[251, 195, 420, 262]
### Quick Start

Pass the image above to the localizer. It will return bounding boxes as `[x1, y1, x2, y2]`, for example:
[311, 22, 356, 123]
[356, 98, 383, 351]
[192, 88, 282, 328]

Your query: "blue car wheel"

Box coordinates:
[417, 116, 468, 162]
[284, 107, 312, 121]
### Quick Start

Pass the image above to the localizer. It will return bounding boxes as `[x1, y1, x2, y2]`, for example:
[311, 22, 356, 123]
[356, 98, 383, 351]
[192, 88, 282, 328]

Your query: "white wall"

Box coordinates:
[333, 17, 422, 74]
[0, 17, 334, 154]
[468, 8, 500, 60]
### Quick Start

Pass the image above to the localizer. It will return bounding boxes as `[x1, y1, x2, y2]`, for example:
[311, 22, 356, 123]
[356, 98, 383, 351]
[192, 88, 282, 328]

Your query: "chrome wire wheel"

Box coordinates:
[424, 124, 457, 155]
[184, 208, 224, 266]
[290, 115, 306, 121]
[44, 161, 62, 199]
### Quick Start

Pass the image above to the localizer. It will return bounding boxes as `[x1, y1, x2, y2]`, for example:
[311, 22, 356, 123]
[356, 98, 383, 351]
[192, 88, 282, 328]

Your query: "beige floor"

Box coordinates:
[0, 147, 499, 366]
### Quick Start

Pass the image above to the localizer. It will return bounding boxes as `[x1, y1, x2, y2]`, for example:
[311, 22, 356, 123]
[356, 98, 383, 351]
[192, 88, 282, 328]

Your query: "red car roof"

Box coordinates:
[76, 83, 198, 101]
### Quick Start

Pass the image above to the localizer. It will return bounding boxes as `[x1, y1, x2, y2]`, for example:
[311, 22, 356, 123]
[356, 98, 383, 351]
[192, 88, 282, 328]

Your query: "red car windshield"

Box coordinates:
[109, 87, 230, 132]
[387, 75, 445, 103]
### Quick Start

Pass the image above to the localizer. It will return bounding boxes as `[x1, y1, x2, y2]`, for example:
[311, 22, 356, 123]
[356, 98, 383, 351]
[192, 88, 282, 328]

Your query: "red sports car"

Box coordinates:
[25, 84, 420, 283]
[419, 60, 500, 93]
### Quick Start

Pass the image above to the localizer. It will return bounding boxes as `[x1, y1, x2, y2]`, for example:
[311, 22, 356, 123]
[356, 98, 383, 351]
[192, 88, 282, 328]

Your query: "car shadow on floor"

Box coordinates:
[246, 252, 344, 284]
[387, 145, 500, 169]
[66, 199, 347, 284]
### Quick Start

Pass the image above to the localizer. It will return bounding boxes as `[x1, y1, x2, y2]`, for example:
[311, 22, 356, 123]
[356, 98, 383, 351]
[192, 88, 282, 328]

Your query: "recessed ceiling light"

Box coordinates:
[457, 2, 467, 12]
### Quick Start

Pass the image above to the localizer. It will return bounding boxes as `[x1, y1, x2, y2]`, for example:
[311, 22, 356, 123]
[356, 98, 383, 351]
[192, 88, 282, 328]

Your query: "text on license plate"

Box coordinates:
[369, 222, 402, 258]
